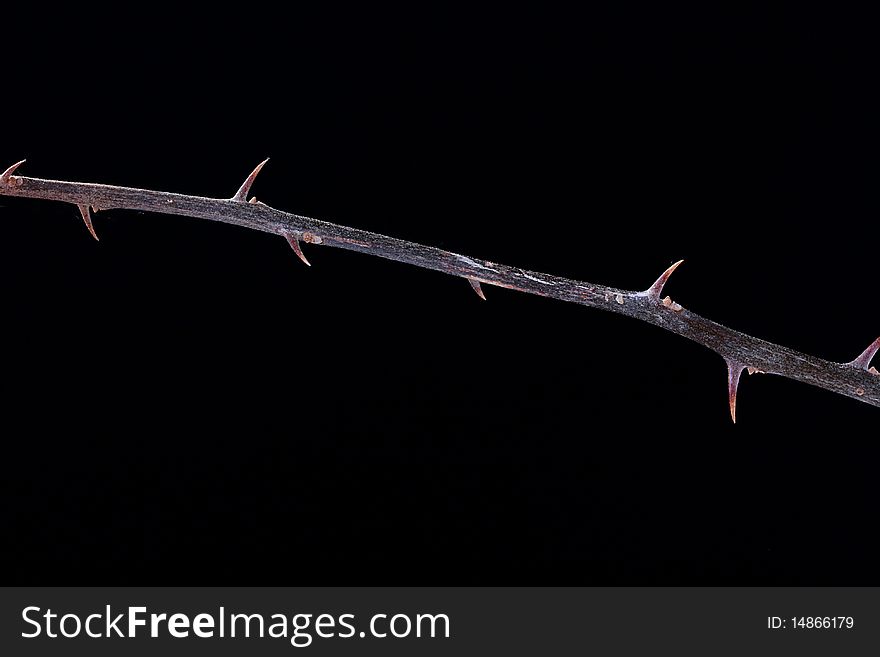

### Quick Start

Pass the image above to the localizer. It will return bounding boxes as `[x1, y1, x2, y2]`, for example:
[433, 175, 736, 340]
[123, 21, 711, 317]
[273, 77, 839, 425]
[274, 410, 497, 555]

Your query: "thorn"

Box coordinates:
[0, 159, 26, 184]
[845, 337, 880, 371]
[231, 158, 270, 203]
[467, 278, 486, 300]
[283, 232, 311, 266]
[726, 360, 745, 424]
[78, 204, 99, 241]
[642, 259, 684, 300]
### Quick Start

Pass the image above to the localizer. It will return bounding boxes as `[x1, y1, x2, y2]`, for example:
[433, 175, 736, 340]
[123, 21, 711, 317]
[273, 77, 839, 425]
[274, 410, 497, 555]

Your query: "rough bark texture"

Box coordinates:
[1, 160, 877, 420]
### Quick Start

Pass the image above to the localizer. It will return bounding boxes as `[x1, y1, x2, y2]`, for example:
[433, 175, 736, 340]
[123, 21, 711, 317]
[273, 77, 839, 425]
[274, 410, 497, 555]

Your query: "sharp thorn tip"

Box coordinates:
[284, 232, 311, 266]
[232, 158, 270, 202]
[0, 159, 26, 183]
[726, 360, 744, 424]
[77, 204, 99, 241]
[643, 259, 685, 300]
[467, 278, 486, 300]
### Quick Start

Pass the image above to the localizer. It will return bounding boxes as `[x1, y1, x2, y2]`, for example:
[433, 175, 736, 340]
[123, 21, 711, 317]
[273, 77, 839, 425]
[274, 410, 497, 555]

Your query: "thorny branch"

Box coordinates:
[1, 159, 877, 422]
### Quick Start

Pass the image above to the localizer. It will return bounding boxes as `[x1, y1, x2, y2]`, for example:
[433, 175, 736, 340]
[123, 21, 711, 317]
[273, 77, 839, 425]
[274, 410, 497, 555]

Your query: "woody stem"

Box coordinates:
[1, 165, 877, 417]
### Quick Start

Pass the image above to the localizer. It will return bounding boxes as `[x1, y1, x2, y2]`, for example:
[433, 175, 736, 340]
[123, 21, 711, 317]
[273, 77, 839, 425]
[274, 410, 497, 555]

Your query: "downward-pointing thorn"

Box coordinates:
[283, 232, 311, 266]
[726, 359, 745, 424]
[78, 204, 99, 241]
[845, 337, 880, 371]
[232, 158, 270, 203]
[467, 278, 486, 300]
[0, 159, 26, 185]
[643, 259, 684, 300]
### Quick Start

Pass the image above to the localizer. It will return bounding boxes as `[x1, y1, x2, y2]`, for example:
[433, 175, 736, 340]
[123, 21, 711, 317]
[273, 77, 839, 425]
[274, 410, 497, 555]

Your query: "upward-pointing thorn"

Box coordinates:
[642, 259, 684, 301]
[78, 204, 99, 241]
[0, 159, 26, 185]
[845, 337, 880, 371]
[231, 158, 270, 203]
[726, 359, 745, 424]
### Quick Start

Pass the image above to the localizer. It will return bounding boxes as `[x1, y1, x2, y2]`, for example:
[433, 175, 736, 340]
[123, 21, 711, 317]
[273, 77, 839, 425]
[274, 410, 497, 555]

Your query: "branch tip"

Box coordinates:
[845, 337, 880, 371]
[726, 360, 745, 423]
[283, 232, 311, 266]
[0, 159, 26, 184]
[642, 259, 684, 300]
[231, 158, 270, 203]
[77, 204, 99, 241]
[467, 278, 486, 300]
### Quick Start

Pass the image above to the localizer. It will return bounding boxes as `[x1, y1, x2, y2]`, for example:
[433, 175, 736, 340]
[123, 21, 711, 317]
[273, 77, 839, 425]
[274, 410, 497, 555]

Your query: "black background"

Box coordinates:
[3, 5, 877, 584]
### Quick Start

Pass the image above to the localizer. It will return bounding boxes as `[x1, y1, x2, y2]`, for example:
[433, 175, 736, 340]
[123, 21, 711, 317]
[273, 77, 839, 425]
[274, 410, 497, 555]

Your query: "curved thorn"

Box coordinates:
[467, 278, 486, 300]
[0, 159, 26, 184]
[283, 232, 310, 266]
[845, 337, 880, 371]
[642, 259, 684, 300]
[78, 204, 99, 241]
[726, 360, 745, 424]
[231, 158, 270, 202]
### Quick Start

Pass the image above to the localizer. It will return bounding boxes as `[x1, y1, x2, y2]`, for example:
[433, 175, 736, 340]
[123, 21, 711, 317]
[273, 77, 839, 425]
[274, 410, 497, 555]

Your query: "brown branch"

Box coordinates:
[2, 159, 878, 421]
